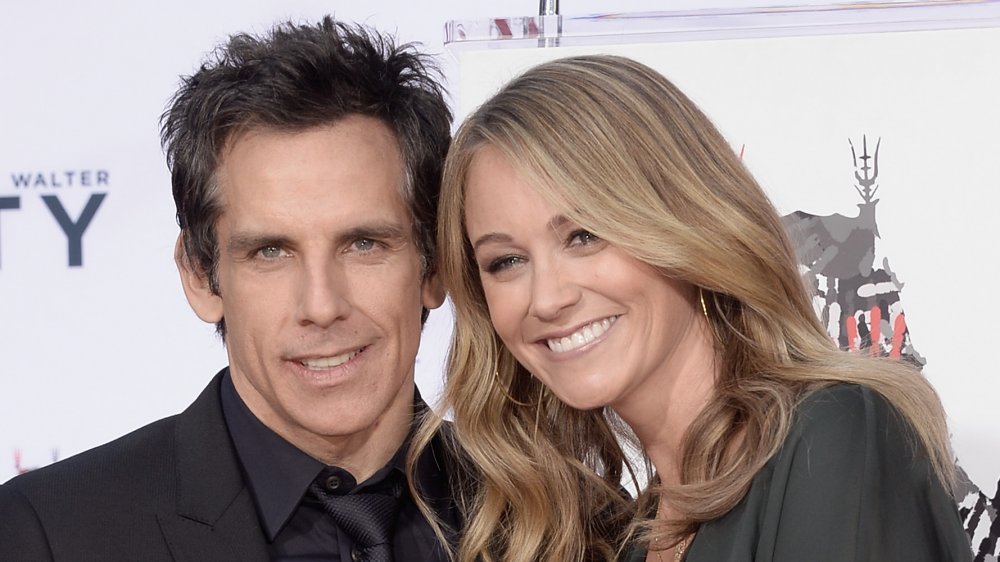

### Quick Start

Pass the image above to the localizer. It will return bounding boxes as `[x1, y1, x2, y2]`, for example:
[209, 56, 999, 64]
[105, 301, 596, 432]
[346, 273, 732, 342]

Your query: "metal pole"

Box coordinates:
[538, 0, 561, 46]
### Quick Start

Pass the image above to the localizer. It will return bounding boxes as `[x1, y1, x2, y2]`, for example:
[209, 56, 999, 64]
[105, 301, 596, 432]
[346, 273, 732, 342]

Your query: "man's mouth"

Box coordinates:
[299, 349, 361, 370]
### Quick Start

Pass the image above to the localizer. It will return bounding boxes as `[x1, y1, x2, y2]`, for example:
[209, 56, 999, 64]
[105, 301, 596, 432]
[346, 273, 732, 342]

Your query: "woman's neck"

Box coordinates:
[613, 316, 717, 489]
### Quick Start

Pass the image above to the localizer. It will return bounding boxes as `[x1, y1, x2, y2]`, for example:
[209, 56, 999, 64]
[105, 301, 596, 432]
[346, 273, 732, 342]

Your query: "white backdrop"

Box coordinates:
[0, 0, 852, 479]
[451, 7, 1000, 556]
[453, 8, 1000, 482]
[0, 0, 575, 479]
[2, 3, 994, 552]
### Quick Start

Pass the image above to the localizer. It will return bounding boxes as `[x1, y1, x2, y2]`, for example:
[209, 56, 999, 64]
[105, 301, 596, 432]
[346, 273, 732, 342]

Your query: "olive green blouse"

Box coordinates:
[621, 384, 971, 562]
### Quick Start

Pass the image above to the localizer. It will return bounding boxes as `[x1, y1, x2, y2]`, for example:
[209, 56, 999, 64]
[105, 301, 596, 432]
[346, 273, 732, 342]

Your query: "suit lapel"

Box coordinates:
[156, 370, 269, 562]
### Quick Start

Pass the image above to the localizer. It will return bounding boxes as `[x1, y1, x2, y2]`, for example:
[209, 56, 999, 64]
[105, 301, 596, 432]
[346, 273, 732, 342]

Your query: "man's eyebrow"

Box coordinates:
[226, 233, 291, 256]
[226, 222, 410, 256]
[336, 222, 409, 244]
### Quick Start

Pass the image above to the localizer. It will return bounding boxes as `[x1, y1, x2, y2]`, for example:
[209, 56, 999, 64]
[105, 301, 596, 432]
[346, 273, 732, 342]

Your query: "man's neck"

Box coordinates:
[306, 399, 413, 482]
[232, 373, 415, 482]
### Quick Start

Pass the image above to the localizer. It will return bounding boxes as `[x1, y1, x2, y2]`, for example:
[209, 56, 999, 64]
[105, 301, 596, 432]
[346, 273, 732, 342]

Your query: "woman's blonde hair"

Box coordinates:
[410, 54, 955, 561]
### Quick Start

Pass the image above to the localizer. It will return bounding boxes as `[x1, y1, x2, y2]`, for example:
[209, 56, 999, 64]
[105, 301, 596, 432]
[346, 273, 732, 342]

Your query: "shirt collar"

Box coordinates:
[220, 369, 436, 540]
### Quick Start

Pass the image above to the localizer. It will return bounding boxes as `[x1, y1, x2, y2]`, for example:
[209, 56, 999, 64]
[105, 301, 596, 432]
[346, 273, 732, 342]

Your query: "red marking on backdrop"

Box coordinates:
[494, 19, 512, 38]
[891, 314, 906, 359]
[870, 306, 882, 356]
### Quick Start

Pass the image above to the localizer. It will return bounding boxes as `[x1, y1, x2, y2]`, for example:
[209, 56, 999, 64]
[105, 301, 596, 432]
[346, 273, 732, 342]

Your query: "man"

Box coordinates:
[0, 17, 456, 561]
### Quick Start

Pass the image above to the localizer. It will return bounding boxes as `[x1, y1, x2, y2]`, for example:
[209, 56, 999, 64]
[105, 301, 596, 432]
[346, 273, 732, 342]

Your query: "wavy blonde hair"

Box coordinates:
[410, 54, 955, 560]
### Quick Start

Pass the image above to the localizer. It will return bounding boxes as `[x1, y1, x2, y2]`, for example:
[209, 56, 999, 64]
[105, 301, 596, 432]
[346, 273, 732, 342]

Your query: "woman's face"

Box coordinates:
[463, 146, 706, 412]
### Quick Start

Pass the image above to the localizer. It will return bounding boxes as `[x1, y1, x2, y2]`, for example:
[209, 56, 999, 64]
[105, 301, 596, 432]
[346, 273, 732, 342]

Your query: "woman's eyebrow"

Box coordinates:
[472, 232, 512, 252]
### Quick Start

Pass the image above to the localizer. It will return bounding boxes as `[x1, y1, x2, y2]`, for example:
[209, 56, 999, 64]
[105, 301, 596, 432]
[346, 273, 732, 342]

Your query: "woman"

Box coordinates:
[411, 55, 969, 561]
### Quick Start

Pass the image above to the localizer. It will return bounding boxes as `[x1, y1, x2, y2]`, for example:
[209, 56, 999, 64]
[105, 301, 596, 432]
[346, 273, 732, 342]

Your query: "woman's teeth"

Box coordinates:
[546, 316, 617, 353]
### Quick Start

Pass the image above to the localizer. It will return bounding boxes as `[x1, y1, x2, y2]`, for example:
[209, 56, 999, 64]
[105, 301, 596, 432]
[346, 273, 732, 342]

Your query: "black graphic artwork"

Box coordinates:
[781, 136, 997, 560]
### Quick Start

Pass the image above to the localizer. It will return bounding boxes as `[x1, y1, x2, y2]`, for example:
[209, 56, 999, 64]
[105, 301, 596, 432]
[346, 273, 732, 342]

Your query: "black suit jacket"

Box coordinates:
[2, 371, 454, 561]
[0, 372, 268, 560]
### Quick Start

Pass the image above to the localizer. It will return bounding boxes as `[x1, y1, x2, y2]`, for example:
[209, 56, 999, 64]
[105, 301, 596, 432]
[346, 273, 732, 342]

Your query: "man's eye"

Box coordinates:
[353, 238, 377, 252]
[258, 245, 284, 259]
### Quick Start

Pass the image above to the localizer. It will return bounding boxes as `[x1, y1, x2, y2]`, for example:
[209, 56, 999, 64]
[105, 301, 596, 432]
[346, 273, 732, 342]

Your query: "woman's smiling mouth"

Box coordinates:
[545, 316, 618, 353]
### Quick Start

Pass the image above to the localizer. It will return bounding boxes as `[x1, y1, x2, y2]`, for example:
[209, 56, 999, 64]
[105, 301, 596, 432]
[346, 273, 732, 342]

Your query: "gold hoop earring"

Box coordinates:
[699, 288, 710, 320]
[492, 369, 535, 407]
[533, 384, 545, 439]
[699, 288, 723, 347]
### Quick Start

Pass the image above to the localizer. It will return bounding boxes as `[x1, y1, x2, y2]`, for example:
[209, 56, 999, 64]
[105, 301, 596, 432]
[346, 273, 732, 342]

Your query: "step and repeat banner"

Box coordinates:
[1, 0, 996, 558]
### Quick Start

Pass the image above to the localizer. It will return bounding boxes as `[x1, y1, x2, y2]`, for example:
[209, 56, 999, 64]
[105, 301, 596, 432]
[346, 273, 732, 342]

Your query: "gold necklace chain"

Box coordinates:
[674, 535, 689, 561]
[654, 535, 689, 562]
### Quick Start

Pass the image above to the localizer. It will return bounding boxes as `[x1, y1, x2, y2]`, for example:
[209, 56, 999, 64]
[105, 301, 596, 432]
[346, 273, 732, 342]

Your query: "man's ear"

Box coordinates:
[175, 234, 224, 324]
[421, 270, 446, 310]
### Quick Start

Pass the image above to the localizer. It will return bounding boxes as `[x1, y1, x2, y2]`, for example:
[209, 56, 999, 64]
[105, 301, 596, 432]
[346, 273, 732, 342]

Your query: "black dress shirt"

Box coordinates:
[221, 372, 458, 561]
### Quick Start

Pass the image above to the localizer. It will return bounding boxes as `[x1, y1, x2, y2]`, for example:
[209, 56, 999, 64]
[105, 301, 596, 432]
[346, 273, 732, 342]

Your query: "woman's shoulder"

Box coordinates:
[790, 382, 908, 447]
[796, 381, 884, 414]
[757, 381, 937, 502]
[766, 381, 943, 509]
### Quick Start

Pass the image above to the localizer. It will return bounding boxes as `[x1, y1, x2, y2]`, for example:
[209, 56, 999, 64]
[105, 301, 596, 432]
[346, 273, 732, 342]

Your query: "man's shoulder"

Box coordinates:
[2, 412, 182, 505]
[0, 371, 266, 560]
[2, 371, 228, 508]
[0, 412, 185, 559]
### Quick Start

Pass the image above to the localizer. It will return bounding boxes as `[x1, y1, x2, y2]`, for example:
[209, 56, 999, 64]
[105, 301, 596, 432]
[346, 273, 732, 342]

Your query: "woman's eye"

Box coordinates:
[485, 255, 522, 274]
[569, 229, 600, 246]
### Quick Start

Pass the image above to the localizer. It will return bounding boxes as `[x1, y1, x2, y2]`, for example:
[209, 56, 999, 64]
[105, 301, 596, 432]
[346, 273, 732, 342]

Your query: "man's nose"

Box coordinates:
[296, 259, 352, 328]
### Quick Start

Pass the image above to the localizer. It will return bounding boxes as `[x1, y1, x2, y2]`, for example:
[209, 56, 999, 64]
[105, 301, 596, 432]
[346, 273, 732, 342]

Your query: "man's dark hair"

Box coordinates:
[160, 16, 451, 333]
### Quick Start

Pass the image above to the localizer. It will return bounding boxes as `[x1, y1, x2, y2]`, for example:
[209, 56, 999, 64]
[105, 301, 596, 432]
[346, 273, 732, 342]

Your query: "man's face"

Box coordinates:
[181, 116, 443, 460]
